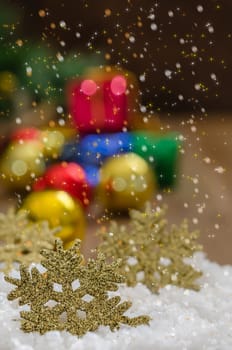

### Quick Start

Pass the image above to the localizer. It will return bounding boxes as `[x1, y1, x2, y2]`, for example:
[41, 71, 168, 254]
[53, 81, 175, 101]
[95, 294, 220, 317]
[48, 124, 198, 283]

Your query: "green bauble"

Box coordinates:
[132, 132, 180, 188]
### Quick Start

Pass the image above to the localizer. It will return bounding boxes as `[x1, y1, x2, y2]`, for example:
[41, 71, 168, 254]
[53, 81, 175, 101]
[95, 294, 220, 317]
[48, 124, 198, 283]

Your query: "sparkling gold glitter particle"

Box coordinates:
[16, 39, 23, 47]
[104, 9, 112, 17]
[38, 9, 46, 17]
[105, 53, 111, 60]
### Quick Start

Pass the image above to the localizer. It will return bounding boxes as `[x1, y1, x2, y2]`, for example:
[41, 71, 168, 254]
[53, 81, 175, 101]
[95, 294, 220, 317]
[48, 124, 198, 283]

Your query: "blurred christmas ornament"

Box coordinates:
[67, 66, 138, 134]
[132, 132, 180, 188]
[60, 131, 180, 190]
[59, 140, 80, 163]
[41, 129, 66, 159]
[21, 190, 85, 247]
[42, 123, 77, 141]
[97, 153, 156, 211]
[0, 141, 45, 189]
[10, 125, 74, 161]
[80, 164, 100, 188]
[33, 162, 91, 207]
[11, 127, 42, 143]
[61, 132, 132, 167]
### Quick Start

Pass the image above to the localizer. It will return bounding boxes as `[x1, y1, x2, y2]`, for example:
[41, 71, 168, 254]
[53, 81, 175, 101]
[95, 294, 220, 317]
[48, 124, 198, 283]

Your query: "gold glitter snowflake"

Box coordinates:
[5, 239, 150, 336]
[98, 204, 202, 293]
[0, 209, 56, 272]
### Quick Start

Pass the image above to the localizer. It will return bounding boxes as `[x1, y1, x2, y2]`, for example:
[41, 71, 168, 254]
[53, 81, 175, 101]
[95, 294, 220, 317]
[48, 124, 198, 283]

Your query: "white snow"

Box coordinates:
[1, 253, 232, 350]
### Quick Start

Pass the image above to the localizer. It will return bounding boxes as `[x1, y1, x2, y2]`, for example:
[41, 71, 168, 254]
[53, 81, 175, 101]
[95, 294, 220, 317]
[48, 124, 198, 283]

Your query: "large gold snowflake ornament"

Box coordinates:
[0, 209, 57, 272]
[98, 204, 203, 293]
[5, 239, 150, 336]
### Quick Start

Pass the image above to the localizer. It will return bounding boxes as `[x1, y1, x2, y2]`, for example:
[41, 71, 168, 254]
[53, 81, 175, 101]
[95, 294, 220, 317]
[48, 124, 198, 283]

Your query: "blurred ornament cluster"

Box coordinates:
[0, 4, 181, 247]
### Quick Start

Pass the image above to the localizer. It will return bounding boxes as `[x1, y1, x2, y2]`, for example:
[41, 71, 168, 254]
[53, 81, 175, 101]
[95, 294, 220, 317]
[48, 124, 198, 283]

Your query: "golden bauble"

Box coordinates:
[21, 190, 86, 247]
[41, 129, 66, 159]
[97, 153, 156, 210]
[0, 141, 45, 189]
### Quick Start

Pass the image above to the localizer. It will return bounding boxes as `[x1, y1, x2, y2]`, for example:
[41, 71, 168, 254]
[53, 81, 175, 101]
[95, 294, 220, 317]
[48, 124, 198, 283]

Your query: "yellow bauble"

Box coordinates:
[21, 190, 85, 247]
[0, 141, 45, 189]
[97, 153, 156, 210]
[41, 129, 66, 159]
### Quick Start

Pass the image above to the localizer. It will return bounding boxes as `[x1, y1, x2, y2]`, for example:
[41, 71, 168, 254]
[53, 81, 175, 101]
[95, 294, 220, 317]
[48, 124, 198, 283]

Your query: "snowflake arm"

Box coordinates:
[5, 265, 52, 306]
[40, 239, 83, 284]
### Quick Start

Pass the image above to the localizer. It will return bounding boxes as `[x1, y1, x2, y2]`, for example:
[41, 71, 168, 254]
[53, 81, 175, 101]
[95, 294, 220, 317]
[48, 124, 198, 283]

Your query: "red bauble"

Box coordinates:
[33, 162, 92, 207]
[11, 127, 42, 143]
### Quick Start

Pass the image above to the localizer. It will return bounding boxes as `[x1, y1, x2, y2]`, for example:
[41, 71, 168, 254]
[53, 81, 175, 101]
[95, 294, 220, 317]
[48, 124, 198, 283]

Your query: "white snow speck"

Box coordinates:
[150, 23, 158, 31]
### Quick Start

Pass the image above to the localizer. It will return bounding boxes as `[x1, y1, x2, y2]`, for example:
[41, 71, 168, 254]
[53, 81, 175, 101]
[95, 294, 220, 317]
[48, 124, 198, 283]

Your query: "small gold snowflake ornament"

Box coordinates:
[5, 239, 150, 336]
[0, 208, 57, 272]
[98, 204, 203, 293]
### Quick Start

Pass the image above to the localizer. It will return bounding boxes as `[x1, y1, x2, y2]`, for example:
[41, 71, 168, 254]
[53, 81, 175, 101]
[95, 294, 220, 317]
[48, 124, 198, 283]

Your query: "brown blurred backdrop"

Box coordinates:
[5, 0, 232, 112]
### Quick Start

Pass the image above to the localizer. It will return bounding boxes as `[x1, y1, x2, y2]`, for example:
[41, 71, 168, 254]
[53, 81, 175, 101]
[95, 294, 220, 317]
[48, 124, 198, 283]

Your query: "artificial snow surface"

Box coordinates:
[0, 253, 232, 350]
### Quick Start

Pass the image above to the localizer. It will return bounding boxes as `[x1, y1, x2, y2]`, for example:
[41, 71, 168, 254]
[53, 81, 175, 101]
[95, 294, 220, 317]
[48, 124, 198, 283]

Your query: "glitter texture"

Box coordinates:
[5, 239, 149, 336]
[99, 204, 202, 292]
[0, 209, 57, 273]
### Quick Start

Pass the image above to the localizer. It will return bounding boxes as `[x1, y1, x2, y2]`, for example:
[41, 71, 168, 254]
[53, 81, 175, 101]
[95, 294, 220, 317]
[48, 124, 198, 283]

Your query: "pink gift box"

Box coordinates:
[67, 74, 130, 134]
